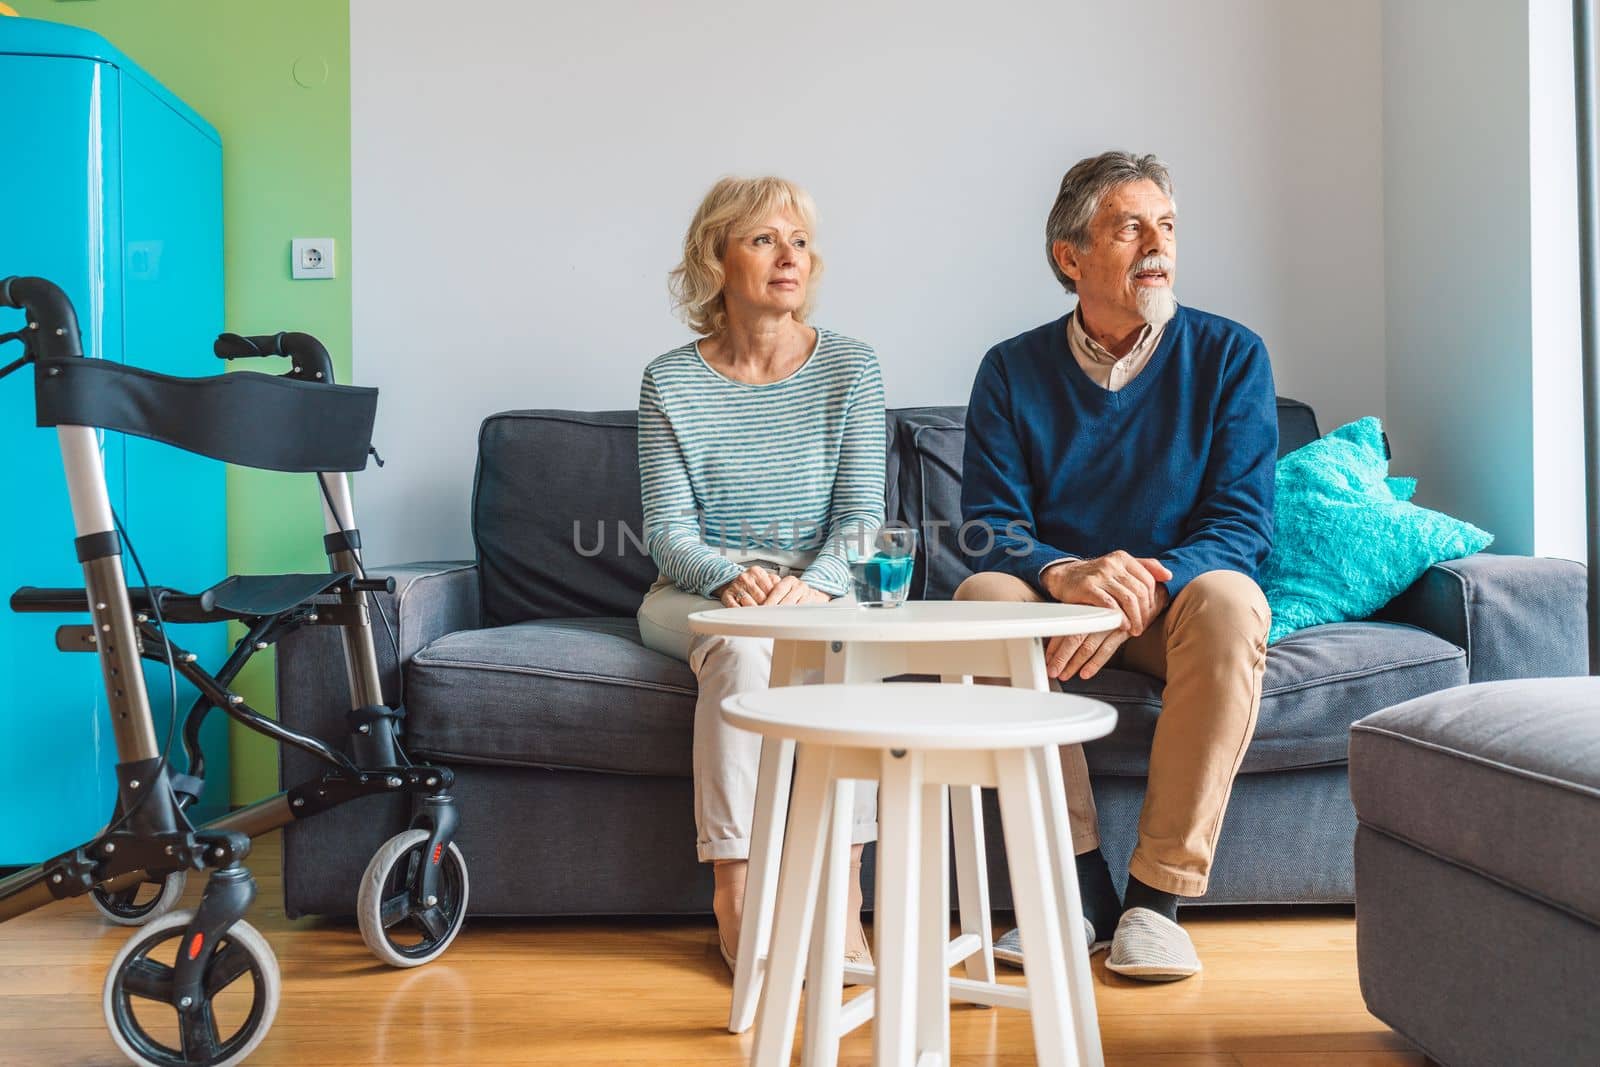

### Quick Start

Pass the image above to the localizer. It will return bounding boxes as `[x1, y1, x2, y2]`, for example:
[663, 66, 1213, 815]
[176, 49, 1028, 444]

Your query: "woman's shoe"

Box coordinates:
[842, 918, 873, 985]
[712, 858, 746, 976]
[718, 924, 869, 980]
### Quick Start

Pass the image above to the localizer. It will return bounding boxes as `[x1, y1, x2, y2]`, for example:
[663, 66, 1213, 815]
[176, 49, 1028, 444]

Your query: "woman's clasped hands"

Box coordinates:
[716, 567, 830, 608]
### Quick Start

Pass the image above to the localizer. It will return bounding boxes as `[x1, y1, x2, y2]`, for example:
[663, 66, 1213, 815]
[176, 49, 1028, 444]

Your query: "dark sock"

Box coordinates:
[1122, 874, 1180, 923]
[1075, 849, 1121, 942]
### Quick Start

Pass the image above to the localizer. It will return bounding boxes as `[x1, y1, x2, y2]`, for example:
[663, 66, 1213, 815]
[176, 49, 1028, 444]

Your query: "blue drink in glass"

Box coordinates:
[848, 526, 917, 608]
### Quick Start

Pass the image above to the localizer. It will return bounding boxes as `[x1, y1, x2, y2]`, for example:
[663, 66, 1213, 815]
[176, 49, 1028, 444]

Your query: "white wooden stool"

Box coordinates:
[723, 683, 1117, 1067]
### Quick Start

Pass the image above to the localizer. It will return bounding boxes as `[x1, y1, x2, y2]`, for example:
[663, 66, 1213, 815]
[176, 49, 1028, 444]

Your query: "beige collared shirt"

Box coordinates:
[1067, 306, 1165, 391]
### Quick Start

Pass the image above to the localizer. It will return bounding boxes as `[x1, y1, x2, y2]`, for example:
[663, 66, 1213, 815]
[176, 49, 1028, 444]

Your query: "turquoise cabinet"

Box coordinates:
[0, 18, 226, 862]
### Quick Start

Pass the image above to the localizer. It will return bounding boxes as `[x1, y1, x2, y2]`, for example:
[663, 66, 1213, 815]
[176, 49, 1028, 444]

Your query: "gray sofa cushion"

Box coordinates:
[1275, 397, 1322, 455]
[1065, 621, 1466, 776]
[405, 617, 695, 776]
[1350, 677, 1600, 927]
[405, 615, 1463, 782]
[889, 406, 970, 601]
[473, 411, 660, 626]
[473, 408, 941, 627]
[894, 398, 1323, 601]
[471, 399, 1320, 621]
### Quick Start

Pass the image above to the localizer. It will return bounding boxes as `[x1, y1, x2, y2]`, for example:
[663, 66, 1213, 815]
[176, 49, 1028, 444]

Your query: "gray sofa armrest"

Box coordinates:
[1376, 553, 1587, 683]
[276, 561, 480, 744]
[381, 561, 483, 673]
[276, 561, 477, 916]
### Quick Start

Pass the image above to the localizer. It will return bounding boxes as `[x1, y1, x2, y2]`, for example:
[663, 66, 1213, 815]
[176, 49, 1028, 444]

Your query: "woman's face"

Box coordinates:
[718, 211, 811, 323]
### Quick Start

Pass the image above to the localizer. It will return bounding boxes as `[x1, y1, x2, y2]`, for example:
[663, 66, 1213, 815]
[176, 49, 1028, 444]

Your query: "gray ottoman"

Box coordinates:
[1349, 678, 1600, 1066]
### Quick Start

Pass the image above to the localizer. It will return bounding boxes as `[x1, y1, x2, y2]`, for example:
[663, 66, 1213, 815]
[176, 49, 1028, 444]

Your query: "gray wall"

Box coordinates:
[1384, 0, 1533, 554]
[1383, 0, 1585, 561]
[350, 0, 1386, 565]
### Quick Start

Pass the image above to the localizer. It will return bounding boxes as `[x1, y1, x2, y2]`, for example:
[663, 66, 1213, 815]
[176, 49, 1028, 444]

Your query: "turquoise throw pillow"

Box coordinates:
[1259, 417, 1493, 643]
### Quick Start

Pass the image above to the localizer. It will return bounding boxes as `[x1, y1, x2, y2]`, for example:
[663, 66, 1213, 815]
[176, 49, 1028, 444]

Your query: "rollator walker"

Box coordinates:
[0, 276, 469, 1066]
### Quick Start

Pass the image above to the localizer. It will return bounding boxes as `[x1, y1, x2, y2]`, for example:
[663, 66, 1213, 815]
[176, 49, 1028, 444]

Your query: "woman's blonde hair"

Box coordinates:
[669, 176, 822, 336]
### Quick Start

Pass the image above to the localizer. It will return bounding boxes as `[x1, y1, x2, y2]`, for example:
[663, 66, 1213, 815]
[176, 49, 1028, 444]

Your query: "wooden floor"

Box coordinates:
[0, 833, 1420, 1066]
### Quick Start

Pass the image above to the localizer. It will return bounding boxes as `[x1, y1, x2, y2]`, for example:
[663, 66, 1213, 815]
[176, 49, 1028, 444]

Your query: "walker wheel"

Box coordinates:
[92, 870, 187, 926]
[357, 828, 469, 967]
[102, 909, 279, 1066]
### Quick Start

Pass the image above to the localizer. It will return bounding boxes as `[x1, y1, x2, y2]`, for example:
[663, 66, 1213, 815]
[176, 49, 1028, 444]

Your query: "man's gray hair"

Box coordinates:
[1045, 151, 1174, 293]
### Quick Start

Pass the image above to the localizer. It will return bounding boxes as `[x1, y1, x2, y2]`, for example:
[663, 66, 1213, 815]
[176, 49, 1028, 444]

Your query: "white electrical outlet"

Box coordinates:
[291, 237, 335, 280]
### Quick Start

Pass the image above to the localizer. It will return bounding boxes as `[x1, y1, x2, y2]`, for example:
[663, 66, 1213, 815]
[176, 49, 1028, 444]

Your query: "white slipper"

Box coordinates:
[1104, 907, 1201, 981]
[992, 918, 1108, 969]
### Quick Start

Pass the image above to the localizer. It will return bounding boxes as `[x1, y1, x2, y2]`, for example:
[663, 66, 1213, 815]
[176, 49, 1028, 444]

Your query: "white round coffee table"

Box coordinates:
[688, 599, 1121, 1038]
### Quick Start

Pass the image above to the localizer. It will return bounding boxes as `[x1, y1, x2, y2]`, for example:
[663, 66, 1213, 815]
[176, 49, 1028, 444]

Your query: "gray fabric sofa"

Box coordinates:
[276, 399, 1588, 917]
[1350, 678, 1600, 1066]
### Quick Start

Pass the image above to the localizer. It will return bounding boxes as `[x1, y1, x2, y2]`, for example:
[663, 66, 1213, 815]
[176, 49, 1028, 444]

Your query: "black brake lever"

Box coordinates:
[0, 341, 31, 381]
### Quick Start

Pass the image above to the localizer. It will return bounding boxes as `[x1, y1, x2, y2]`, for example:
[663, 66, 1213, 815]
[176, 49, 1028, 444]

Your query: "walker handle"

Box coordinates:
[0, 276, 83, 360]
[214, 331, 336, 384]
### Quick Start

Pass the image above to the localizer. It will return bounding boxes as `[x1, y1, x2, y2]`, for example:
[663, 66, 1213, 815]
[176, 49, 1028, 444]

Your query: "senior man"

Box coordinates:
[957, 151, 1276, 980]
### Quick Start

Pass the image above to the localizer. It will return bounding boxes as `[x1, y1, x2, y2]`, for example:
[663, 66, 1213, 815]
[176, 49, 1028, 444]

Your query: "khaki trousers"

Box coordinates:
[954, 569, 1269, 897]
[637, 577, 878, 862]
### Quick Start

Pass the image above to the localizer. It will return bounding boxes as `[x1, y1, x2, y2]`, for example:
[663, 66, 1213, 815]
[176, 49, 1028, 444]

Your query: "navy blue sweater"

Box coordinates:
[960, 305, 1278, 600]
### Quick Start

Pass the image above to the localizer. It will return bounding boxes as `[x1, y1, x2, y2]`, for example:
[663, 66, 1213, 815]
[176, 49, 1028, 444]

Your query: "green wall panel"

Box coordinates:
[12, 0, 353, 804]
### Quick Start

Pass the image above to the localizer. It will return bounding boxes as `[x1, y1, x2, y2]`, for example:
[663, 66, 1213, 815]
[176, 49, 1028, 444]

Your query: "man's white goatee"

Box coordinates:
[1136, 283, 1177, 329]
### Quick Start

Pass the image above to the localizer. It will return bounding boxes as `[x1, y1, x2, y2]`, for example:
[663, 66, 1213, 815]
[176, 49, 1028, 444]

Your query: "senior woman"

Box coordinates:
[636, 176, 885, 972]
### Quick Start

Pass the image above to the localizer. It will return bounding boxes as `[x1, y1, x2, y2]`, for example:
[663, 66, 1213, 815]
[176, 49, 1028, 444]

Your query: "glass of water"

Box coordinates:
[846, 524, 918, 608]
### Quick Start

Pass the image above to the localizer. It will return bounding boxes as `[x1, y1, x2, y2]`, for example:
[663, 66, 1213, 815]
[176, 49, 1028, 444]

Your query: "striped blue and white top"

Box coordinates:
[638, 329, 887, 598]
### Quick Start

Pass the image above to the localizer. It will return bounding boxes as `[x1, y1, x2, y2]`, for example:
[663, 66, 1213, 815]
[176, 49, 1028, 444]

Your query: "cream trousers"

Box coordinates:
[637, 576, 879, 862]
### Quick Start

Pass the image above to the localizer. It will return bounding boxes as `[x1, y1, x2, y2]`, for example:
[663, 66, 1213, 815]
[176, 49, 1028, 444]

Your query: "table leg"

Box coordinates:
[1005, 636, 1051, 691]
[729, 639, 815, 1034]
[770, 638, 801, 691]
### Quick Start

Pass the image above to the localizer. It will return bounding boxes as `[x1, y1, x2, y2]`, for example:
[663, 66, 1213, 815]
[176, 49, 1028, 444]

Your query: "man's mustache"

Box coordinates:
[1130, 255, 1175, 280]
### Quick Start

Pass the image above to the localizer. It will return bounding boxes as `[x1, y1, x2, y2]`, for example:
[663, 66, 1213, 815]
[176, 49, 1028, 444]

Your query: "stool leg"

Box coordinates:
[730, 734, 796, 1034]
[874, 748, 925, 1067]
[949, 784, 995, 984]
[917, 781, 951, 1063]
[942, 674, 996, 988]
[995, 749, 1080, 1067]
[1036, 746, 1105, 1067]
[801, 779, 855, 1067]
[729, 642, 810, 1034]
[752, 744, 836, 1067]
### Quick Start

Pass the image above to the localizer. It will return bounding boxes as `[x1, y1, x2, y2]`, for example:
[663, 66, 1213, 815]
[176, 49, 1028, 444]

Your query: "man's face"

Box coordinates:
[1053, 178, 1177, 327]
